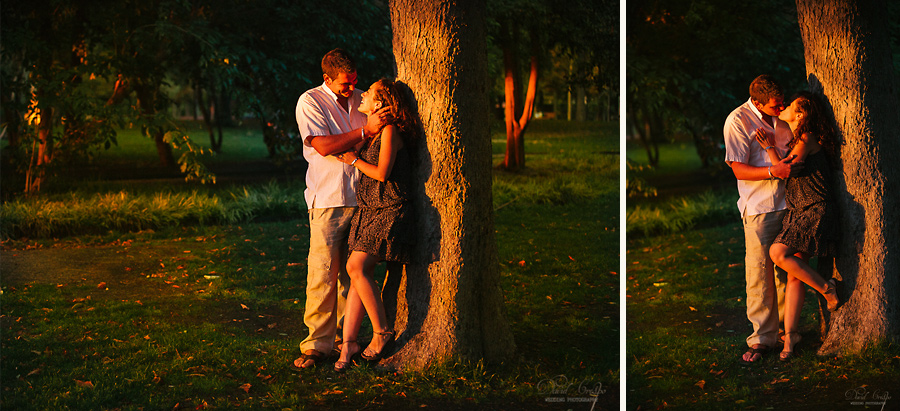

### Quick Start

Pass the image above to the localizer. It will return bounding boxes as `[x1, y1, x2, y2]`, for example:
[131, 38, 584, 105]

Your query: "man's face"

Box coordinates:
[325, 71, 357, 98]
[754, 97, 784, 117]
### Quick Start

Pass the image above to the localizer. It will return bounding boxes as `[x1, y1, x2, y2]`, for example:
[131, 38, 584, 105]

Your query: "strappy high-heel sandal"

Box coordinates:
[823, 278, 843, 312]
[361, 330, 395, 362]
[334, 340, 359, 373]
[779, 332, 801, 362]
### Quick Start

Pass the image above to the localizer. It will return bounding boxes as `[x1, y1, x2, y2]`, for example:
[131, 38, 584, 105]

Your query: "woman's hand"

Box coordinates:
[754, 128, 775, 149]
[335, 151, 358, 165]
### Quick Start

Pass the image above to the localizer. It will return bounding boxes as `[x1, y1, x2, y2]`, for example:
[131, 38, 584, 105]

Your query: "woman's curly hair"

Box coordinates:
[370, 78, 418, 147]
[787, 91, 838, 161]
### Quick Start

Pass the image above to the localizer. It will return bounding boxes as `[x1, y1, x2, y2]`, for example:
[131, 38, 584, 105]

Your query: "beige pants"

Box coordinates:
[300, 207, 355, 353]
[742, 211, 787, 348]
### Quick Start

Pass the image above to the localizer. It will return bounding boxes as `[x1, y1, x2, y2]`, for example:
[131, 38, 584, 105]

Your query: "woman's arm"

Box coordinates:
[755, 128, 782, 163]
[336, 125, 404, 182]
[786, 133, 819, 163]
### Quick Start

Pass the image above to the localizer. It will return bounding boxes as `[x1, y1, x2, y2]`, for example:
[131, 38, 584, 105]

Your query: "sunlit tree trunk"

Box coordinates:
[135, 82, 175, 167]
[500, 19, 538, 171]
[387, 0, 515, 369]
[796, 0, 900, 354]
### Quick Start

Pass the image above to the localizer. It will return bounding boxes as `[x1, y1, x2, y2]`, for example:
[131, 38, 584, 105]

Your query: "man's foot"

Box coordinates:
[291, 349, 324, 370]
[740, 344, 768, 364]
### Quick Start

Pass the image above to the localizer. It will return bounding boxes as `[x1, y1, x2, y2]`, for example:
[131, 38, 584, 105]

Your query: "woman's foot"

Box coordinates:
[779, 332, 801, 362]
[823, 279, 842, 312]
[362, 330, 395, 362]
[334, 341, 360, 373]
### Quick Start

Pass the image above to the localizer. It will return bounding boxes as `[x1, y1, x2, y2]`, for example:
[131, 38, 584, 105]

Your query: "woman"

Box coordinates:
[755, 91, 842, 361]
[333, 78, 416, 372]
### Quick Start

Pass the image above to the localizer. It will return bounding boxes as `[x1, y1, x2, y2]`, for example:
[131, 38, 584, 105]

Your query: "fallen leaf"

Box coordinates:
[518, 260, 526, 267]
[695, 380, 705, 389]
[239, 383, 251, 393]
[689, 306, 697, 311]
[241, 304, 249, 310]
[97, 282, 107, 289]
[75, 380, 94, 388]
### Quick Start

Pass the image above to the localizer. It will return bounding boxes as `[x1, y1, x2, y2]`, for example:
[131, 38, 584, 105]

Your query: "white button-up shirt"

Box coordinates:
[724, 98, 794, 218]
[295, 82, 366, 209]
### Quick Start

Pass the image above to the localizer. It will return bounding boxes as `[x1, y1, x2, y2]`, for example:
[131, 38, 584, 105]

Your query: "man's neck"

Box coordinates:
[761, 113, 775, 128]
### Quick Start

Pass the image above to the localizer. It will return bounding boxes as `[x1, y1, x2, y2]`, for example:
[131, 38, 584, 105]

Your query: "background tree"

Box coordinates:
[387, 0, 515, 369]
[488, 0, 616, 171]
[795, 0, 900, 354]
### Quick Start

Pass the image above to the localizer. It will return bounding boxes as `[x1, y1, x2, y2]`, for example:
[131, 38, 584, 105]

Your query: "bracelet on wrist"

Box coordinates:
[764, 145, 775, 151]
[350, 157, 359, 166]
[767, 166, 774, 179]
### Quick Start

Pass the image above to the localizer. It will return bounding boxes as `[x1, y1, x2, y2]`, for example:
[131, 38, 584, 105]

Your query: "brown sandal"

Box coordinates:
[290, 350, 324, 371]
[334, 341, 359, 373]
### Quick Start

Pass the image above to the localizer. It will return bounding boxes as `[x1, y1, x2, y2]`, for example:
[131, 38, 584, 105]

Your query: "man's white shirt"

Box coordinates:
[296, 82, 366, 209]
[724, 98, 795, 218]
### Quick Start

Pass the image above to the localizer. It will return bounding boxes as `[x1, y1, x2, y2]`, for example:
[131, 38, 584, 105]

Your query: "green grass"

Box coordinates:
[627, 223, 900, 410]
[1, 119, 619, 409]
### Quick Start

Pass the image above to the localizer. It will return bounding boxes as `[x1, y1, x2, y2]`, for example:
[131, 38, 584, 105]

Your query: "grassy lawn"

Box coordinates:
[1, 120, 619, 410]
[626, 142, 899, 410]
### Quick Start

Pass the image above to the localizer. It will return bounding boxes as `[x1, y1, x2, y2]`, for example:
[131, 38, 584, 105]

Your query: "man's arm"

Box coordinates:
[307, 107, 392, 156]
[729, 155, 800, 180]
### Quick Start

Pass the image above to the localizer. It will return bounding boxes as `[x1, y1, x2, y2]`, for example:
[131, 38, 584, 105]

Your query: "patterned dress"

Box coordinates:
[774, 150, 839, 256]
[348, 132, 414, 262]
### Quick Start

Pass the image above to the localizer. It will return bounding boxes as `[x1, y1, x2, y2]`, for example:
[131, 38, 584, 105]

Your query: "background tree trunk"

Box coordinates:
[500, 20, 538, 171]
[386, 0, 515, 370]
[796, 0, 900, 354]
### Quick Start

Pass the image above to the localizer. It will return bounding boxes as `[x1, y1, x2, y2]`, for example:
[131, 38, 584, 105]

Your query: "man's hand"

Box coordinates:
[770, 154, 803, 179]
[363, 106, 393, 137]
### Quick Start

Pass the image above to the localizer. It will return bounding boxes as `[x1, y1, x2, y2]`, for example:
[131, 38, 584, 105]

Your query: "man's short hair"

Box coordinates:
[749, 75, 783, 105]
[322, 48, 357, 80]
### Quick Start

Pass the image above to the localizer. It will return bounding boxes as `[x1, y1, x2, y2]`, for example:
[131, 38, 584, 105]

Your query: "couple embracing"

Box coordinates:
[725, 75, 843, 363]
[291, 49, 416, 372]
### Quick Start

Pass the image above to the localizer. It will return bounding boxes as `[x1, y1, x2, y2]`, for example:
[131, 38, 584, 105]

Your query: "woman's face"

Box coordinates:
[358, 84, 383, 114]
[778, 99, 803, 124]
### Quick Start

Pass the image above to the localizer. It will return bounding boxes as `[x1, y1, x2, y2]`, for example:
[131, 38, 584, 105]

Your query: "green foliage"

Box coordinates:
[626, 190, 738, 237]
[0, 182, 306, 239]
[627, 0, 806, 166]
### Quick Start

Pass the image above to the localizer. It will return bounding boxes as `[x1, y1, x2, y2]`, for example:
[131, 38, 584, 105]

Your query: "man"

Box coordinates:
[724, 74, 802, 363]
[292, 48, 386, 369]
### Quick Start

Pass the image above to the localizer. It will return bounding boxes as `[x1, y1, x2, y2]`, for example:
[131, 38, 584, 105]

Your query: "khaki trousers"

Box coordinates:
[300, 207, 355, 353]
[742, 210, 787, 348]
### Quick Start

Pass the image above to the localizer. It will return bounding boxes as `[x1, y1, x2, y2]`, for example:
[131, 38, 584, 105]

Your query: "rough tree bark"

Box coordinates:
[796, 0, 900, 354]
[385, 0, 516, 369]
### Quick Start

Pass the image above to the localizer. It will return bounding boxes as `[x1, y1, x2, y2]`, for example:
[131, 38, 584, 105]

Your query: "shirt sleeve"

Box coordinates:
[723, 113, 751, 165]
[295, 93, 329, 146]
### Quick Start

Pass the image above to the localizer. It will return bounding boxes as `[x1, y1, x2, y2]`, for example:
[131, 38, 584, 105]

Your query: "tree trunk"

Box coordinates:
[135, 83, 175, 167]
[387, 0, 515, 369]
[500, 20, 538, 171]
[796, 0, 900, 354]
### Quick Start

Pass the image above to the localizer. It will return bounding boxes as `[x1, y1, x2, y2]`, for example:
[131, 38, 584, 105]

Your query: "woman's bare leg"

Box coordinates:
[346, 251, 391, 355]
[769, 243, 837, 308]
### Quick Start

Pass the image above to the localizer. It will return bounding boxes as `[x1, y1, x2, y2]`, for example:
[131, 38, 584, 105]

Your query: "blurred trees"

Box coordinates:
[627, 0, 806, 169]
[488, 0, 617, 171]
[0, 0, 392, 192]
